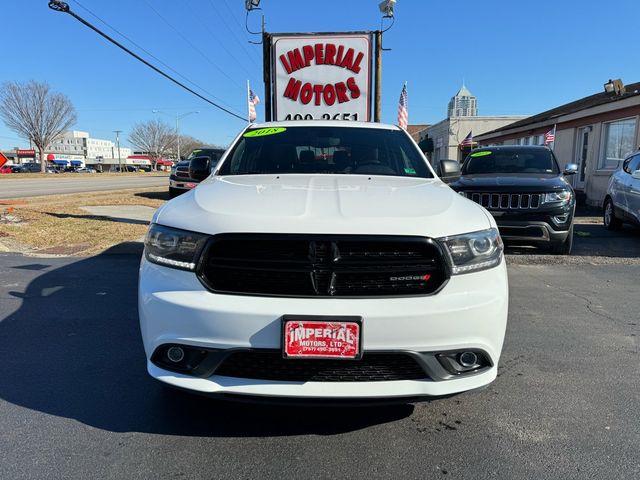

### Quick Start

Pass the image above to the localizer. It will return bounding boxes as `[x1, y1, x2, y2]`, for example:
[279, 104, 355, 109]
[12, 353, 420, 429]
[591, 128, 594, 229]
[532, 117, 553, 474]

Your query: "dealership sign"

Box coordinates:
[16, 149, 36, 157]
[271, 33, 372, 122]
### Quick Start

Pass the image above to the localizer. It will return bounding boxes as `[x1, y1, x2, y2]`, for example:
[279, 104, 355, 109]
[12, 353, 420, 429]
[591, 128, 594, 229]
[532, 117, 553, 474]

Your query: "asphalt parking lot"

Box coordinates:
[0, 224, 639, 479]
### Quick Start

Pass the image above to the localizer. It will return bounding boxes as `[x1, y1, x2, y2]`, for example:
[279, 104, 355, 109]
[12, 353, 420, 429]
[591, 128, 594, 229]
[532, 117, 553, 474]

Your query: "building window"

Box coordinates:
[600, 118, 637, 169]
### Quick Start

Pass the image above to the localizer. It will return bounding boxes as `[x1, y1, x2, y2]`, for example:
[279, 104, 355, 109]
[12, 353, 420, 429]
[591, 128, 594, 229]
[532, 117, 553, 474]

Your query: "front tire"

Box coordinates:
[549, 225, 573, 255]
[603, 198, 622, 230]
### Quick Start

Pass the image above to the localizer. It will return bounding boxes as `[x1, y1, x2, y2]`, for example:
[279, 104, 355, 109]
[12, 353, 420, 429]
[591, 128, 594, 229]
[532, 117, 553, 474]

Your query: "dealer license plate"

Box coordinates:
[282, 316, 362, 360]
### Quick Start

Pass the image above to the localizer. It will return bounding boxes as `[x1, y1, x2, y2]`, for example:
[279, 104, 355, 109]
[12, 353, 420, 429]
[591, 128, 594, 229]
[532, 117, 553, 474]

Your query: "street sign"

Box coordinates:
[271, 33, 372, 122]
[16, 149, 36, 157]
[0, 152, 8, 168]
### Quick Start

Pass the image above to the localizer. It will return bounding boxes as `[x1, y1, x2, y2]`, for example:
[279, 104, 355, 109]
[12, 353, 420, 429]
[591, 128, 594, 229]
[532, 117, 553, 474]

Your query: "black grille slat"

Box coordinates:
[214, 351, 428, 382]
[199, 235, 447, 297]
[465, 191, 541, 210]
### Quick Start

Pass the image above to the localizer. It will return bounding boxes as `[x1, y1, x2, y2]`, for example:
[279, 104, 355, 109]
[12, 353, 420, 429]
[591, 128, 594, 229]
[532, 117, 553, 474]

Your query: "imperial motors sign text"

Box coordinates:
[271, 33, 372, 122]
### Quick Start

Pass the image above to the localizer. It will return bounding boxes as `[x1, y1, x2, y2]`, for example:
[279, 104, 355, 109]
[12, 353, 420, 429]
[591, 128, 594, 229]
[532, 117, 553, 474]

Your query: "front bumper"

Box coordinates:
[490, 206, 574, 244]
[169, 178, 199, 191]
[138, 257, 508, 400]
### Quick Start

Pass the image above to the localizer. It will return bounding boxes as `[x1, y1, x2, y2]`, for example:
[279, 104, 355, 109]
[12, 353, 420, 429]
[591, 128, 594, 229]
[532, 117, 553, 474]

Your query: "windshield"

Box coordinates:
[462, 147, 559, 175]
[218, 126, 433, 178]
[187, 148, 224, 160]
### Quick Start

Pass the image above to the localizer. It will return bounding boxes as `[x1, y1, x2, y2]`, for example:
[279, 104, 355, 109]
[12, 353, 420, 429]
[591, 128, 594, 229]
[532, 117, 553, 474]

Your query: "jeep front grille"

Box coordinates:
[466, 192, 541, 210]
[197, 234, 449, 297]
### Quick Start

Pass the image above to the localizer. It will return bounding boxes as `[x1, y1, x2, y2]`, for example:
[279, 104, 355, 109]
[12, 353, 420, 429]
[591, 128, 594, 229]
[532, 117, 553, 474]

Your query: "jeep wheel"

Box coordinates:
[549, 225, 573, 255]
[603, 198, 622, 230]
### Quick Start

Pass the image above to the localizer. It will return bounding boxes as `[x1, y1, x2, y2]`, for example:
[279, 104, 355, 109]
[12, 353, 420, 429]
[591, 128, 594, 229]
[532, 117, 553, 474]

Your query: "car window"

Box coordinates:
[623, 154, 640, 174]
[462, 148, 559, 175]
[218, 126, 433, 178]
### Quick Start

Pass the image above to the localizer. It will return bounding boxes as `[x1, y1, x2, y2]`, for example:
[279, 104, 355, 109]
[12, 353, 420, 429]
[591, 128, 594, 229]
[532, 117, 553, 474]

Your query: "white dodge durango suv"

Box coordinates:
[138, 121, 508, 402]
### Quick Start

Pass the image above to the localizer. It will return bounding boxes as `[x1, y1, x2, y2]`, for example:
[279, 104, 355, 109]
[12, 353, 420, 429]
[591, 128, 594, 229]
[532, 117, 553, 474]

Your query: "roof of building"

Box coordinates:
[454, 84, 473, 98]
[478, 81, 640, 138]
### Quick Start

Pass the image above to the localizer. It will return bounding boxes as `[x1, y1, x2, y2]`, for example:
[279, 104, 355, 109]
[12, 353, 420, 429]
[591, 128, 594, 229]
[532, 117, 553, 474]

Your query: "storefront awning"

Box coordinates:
[156, 159, 173, 166]
[70, 160, 82, 165]
[50, 159, 69, 165]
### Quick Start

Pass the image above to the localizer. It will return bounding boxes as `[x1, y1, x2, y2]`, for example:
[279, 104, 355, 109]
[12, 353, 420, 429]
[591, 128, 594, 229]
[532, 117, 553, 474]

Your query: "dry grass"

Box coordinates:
[0, 188, 167, 255]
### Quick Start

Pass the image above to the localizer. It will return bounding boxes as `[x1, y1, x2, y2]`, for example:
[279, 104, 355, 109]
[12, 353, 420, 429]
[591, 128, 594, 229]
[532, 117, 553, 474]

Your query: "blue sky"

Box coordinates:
[1, 0, 639, 150]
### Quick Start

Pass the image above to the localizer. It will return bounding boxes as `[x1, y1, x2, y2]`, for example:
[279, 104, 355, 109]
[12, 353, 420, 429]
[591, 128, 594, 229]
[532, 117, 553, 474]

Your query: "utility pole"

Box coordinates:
[153, 110, 198, 161]
[113, 130, 122, 173]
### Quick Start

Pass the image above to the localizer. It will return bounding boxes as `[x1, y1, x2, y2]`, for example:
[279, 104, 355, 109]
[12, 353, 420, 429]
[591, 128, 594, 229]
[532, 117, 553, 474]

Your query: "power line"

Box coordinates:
[183, 0, 260, 85]
[213, 0, 263, 66]
[48, 1, 246, 122]
[69, 0, 239, 113]
[141, 0, 245, 94]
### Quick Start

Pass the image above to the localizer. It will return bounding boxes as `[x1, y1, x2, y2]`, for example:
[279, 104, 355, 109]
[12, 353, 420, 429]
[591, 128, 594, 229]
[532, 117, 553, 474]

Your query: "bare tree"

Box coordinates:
[0, 81, 77, 172]
[172, 135, 203, 159]
[128, 119, 177, 169]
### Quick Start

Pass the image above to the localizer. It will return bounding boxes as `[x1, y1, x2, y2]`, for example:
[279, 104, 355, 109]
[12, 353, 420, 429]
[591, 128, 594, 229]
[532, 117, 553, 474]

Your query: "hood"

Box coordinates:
[154, 174, 492, 238]
[450, 173, 571, 192]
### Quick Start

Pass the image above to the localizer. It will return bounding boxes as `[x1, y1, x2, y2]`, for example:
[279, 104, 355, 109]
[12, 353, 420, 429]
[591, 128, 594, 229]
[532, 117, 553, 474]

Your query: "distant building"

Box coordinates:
[447, 84, 478, 118]
[423, 116, 528, 163]
[475, 80, 640, 207]
[406, 124, 430, 143]
[48, 131, 132, 165]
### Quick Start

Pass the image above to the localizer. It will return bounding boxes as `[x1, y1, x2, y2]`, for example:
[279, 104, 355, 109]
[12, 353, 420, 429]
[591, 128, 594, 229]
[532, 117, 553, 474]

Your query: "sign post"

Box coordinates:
[269, 32, 373, 122]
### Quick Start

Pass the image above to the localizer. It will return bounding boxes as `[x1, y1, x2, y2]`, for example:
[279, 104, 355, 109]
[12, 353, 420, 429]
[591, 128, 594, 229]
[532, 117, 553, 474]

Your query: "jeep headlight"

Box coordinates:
[438, 228, 503, 274]
[144, 224, 209, 271]
[543, 190, 572, 204]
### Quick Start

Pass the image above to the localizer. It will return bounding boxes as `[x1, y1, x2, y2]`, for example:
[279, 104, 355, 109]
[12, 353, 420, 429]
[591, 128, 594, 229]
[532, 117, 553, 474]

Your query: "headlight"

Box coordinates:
[438, 228, 503, 275]
[144, 224, 209, 271]
[543, 190, 572, 204]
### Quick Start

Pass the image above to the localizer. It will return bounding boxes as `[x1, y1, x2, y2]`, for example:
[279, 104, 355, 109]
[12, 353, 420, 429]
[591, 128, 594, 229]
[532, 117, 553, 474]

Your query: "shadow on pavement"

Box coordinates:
[0, 244, 413, 436]
[135, 190, 170, 201]
[505, 206, 640, 258]
[44, 212, 149, 225]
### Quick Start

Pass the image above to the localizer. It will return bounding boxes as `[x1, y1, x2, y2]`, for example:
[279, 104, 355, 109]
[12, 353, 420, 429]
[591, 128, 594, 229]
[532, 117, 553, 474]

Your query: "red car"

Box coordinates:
[0, 165, 12, 174]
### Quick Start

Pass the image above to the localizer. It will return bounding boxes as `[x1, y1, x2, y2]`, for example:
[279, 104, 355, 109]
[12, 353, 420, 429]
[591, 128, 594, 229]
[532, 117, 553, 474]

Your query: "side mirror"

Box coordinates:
[189, 156, 211, 181]
[563, 163, 578, 175]
[439, 159, 461, 182]
[632, 170, 640, 180]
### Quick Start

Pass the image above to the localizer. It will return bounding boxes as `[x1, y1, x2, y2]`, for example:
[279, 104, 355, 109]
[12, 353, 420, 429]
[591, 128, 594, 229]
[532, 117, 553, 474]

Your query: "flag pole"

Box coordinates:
[247, 80, 250, 123]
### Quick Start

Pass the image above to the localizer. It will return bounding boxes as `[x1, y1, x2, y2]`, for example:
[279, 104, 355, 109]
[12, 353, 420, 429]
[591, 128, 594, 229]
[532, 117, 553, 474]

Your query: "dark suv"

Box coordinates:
[169, 148, 225, 198]
[449, 145, 578, 254]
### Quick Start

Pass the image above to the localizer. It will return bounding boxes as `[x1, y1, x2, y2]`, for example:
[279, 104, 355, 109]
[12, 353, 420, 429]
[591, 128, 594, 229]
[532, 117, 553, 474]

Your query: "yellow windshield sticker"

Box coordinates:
[243, 127, 286, 138]
[471, 151, 492, 157]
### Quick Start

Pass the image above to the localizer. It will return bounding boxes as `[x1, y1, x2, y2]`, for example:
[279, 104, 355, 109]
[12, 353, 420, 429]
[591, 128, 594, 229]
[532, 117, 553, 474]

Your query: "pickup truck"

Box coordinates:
[169, 148, 225, 198]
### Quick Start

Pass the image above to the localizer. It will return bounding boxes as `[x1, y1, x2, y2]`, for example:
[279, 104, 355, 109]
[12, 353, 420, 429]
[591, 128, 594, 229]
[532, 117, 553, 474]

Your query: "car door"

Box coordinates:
[623, 153, 640, 223]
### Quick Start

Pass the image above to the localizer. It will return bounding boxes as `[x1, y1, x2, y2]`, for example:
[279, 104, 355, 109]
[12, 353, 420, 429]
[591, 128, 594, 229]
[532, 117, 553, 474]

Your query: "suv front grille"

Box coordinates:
[466, 192, 541, 210]
[198, 234, 448, 297]
[214, 351, 428, 382]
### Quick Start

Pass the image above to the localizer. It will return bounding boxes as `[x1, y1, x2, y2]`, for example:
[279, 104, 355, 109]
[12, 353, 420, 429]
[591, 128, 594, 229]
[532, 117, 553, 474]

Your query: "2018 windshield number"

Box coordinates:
[284, 113, 359, 121]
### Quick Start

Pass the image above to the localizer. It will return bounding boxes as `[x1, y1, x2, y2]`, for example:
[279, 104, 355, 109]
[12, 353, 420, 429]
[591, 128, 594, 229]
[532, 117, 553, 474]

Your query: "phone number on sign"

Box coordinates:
[283, 112, 360, 121]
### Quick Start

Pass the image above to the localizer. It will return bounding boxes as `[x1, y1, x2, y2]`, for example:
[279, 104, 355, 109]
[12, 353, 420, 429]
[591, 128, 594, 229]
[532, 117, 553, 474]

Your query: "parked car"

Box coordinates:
[9, 165, 24, 173]
[140, 121, 508, 403]
[0, 165, 12, 174]
[169, 147, 225, 198]
[449, 145, 577, 255]
[603, 150, 640, 230]
[74, 167, 97, 173]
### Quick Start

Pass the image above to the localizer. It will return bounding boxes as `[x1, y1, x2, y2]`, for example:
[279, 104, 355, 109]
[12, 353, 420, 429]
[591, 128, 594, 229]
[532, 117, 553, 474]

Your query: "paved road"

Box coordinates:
[0, 250, 638, 479]
[0, 175, 169, 198]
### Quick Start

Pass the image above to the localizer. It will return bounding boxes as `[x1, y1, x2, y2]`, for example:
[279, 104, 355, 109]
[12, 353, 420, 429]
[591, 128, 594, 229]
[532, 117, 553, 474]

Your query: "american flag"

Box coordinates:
[544, 126, 556, 144]
[460, 131, 473, 147]
[248, 84, 260, 122]
[397, 83, 408, 130]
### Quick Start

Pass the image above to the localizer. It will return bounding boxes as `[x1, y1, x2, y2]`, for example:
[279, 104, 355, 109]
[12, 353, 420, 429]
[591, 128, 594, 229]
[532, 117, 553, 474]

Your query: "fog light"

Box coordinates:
[167, 346, 185, 363]
[552, 214, 569, 225]
[459, 351, 478, 367]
